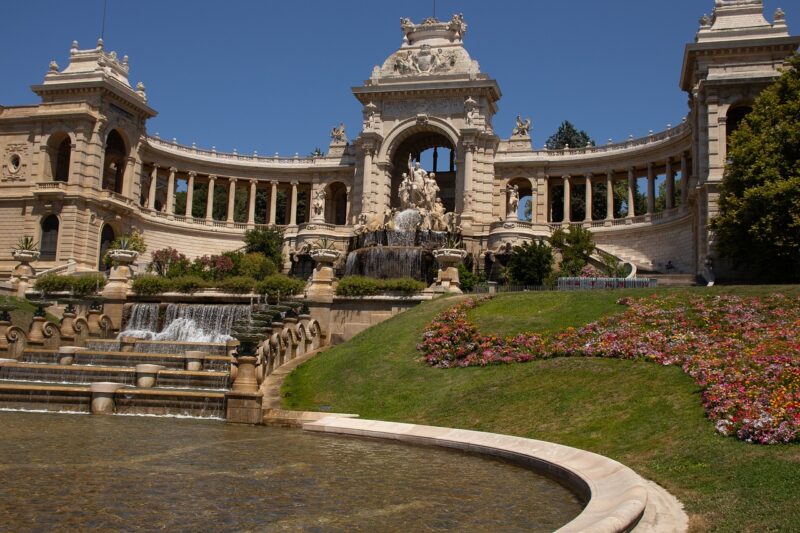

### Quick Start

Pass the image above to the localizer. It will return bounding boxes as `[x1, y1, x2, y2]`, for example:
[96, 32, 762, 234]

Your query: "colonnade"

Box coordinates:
[553, 152, 689, 223]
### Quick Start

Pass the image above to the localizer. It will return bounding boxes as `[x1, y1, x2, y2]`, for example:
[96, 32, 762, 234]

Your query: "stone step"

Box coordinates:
[21, 348, 231, 372]
[649, 274, 698, 287]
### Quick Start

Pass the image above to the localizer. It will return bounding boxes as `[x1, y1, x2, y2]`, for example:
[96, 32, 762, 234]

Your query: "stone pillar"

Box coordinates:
[627, 167, 636, 218]
[247, 179, 257, 227]
[562, 175, 571, 223]
[227, 178, 237, 223]
[206, 175, 216, 221]
[646, 163, 655, 215]
[680, 152, 689, 206]
[186, 171, 196, 217]
[665, 158, 675, 210]
[584, 173, 593, 222]
[605, 170, 614, 220]
[268, 181, 278, 225]
[463, 144, 474, 203]
[166, 167, 176, 214]
[147, 164, 158, 210]
[362, 149, 373, 212]
[345, 186, 352, 224]
[289, 180, 298, 226]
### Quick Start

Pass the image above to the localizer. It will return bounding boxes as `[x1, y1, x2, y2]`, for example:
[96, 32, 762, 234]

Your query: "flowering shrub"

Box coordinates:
[579, 264, 603, 278]
[417, 294, 800, 444]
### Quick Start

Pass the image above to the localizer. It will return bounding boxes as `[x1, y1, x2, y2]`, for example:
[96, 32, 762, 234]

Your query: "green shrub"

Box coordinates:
[238, 252, 278, 279]
[507, 240, 554, 285]
[457, 264, 479, 292]
[69, 274, 107, 295]
[171, 275, 207, 294]
[254, 275, 306, 299]
[244, 227, 284, 267]
[33, 274, 72, 294]
[218, 276, 257, 294]
[131, 275, 174, 295]
[335, 276, 425, 296]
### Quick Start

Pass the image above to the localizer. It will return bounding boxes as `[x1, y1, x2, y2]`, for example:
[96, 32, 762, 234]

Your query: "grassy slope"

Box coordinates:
[283, 287, 800, 532]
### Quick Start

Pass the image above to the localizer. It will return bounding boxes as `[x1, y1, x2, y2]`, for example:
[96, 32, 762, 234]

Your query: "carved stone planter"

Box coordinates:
[12, 249, 40, 263]
[431, 248, 468, 294]
[107, 249, 139, 265]
[307, 249, 341, 303]
[11, 250, 39, 297]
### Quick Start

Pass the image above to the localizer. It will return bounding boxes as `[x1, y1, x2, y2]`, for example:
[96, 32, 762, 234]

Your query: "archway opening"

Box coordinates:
[47, 133, 71, 183]
[102, 130, 127, 194]
[390, 130, 456, 213]
[507, 178, 533, 221]
[99, 224, 116, 270]
[40, 215, 59, 261]
[325, 182, 348, 225]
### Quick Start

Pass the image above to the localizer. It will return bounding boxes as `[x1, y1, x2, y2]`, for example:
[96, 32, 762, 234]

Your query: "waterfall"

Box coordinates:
[344, 247, 432, 280]
[125, 304, 159, 332]
[118, 304, 250, 343]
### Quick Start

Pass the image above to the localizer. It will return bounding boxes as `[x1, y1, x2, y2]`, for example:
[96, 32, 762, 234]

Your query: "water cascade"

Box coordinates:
[119, 304, 250, 343]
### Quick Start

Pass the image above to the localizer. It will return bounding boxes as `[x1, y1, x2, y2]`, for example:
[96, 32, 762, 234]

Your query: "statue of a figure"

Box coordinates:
[312, 189, 326, 219]
[464, 97, 477, 126]
[424, 172, 440, 210]
[444, 211, 460, 234]
[431, 197, 447, 231]
[330, 123, 346, 143]
[398, 173, 411, 209]
[512, 115, 531, 137]
[507, 184, 519, 220]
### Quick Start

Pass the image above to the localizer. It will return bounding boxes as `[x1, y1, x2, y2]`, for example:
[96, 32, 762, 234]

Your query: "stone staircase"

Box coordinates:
[648, 274, 698, 287]
[596, 243, 657, 272]
[0, 342, 233, 418]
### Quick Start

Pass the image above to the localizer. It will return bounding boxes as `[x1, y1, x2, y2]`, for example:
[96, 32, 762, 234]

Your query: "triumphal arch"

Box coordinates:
[0, 1, 797, 281]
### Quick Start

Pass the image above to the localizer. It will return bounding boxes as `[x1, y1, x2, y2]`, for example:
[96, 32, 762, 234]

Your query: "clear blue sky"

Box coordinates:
[2, 1, 796, 155]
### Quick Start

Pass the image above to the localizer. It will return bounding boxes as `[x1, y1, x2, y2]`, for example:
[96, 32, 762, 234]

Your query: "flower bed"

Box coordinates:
[417, 294, 800, 444]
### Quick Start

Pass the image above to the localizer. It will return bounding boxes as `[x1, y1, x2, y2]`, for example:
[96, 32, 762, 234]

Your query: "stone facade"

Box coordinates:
[0, 2, 797, 281]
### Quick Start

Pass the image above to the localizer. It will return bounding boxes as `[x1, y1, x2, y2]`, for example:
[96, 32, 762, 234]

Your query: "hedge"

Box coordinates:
[335, 276, 425, 296]
[254, 275, 306, 299]
[33, 274, 107, 296]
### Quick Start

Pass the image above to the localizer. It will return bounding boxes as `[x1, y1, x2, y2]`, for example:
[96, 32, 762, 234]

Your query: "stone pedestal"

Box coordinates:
[430, 249, 468, 294]
[185, 350, 205, 371]
[10, 250, 38, 299]
[60, 312, 77, 338]
[135, 364, 164, 388]
[101, 250, 138, 331]
[227, 354, 263, 424]
[306, 249, 341, 303]
[58, 346, 85, 365]
[28, 316, 47, 344]
[90, 382, 124, 414]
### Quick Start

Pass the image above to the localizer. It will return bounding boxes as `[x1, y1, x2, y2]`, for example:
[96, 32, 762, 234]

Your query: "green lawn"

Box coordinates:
[283, 287, 800, 532]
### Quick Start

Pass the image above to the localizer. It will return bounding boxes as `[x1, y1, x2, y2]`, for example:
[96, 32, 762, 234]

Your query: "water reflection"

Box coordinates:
[0, 412, 581, 531]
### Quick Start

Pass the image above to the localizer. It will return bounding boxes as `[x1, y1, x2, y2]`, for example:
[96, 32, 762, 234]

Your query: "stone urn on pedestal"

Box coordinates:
[431, 248, 468, 294]
[101, 249, 139, 332]
[11, 247, 40, 299]
[306, 247, 341, 303]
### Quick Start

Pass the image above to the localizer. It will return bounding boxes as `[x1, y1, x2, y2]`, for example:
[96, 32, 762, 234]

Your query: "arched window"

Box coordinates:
[99, 224, 116, 270]
[325, 182, 348, 225]
[102, 130, 127, 194]
[507, 178, 533, 221]
[54, 138, 71, 182]
[40, 215, 59, 261]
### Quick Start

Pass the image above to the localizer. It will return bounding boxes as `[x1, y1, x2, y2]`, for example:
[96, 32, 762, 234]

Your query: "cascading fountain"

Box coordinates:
[118, 303, 251, 343]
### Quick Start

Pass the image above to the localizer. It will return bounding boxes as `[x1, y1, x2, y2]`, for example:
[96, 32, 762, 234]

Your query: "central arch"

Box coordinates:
[384, 122, 458, 213]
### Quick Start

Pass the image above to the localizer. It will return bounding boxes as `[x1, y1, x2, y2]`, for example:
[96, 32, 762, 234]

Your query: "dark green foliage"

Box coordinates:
[457, 264, 479, 291]
[131, 275, 174, 295]
[550, 226, 596, 275]
[711, 54, 800, 281]
[33, 274, 106, 295]
[218, 276, 257, 294]
[506, 240, 554, 286]
[170, 275, 207, 294]
[237, 252, 278, 279]
[545, 120, 594, 150]
[244, 227, 284, 267]
[254, 275, 306, 300]
[335, 276, 425, 296]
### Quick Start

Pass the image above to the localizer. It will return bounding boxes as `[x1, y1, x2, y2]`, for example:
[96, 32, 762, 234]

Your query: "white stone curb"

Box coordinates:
[303, 417, 688, 532]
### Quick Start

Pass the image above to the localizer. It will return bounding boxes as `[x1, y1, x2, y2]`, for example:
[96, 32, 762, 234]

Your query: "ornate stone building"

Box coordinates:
[0, 1, 797, 281]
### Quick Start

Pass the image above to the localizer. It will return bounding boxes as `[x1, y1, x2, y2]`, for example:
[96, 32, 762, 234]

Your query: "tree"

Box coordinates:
[507, 240, 554, 286]
[244, 227, 284, 268]
[545, 120, 594, 150]
[711, 54, 800, 281]
[550, 225, 596, 275]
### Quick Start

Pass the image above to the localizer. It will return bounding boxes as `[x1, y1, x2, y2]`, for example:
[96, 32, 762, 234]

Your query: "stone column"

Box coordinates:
[147, 164, 158, 210]
[166, 167, 176, 214]
[227, 178, 237, 223]
[186, 171, 196, 217]
[247, 179, 257, 227]
[584, 173, 593, 222]
[345, 187, 352, 224]
[562, 175, 571, 223]
[205, 175, 216, 221]
[665, 158, 675, 210]
[268, 180, 278, 225]
[289, 180, 298, 226]
[646, 163, 655, 215]
[627, 167, 636, 218]
[463, 143, 474, 204]
[605, 170, 614, 220]
[680, 152, 689, 206]
[362, 149, 373, 212]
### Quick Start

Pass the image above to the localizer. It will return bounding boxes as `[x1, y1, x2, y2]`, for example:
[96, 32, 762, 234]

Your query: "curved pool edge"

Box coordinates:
[302, 416, 688, 533]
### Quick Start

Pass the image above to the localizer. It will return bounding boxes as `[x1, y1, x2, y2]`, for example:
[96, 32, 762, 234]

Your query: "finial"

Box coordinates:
[122, 55, 129, 67]
[135, 81, 147, 102]
[71, 40, 79, 52]
[233, 148, 238, 154]
[97, 37, 104, 49]
[48, 60, 59, 73]
[774, 8, 785, 22]
[699, 14, 712, 28]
